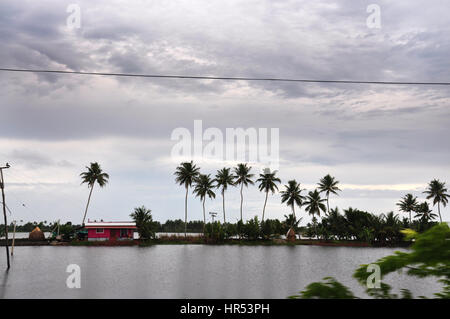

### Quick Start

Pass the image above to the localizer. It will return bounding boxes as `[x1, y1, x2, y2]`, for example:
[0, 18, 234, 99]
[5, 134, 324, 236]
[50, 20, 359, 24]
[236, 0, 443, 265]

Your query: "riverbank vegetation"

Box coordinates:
[127, 205, 438, 246]
[171, 161, 448, 245]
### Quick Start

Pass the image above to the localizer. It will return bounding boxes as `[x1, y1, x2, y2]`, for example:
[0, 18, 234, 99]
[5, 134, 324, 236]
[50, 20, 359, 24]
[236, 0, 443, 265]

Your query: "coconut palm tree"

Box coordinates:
[80, 162, 109, 225]
[414, 202, 438, 223]
[397, 193, 418, 224]
[233, 163, 254, 222]
[280, 180, 306, 226]
[193, 174, 216, 233]
[283, 213, 301, 231]
[214, 168, 235, 224]
[256, 169, 281, 222]
[174, 161, 200, 236]
[304, 190, 327, 238]
[423, 179, 449, 223]
[304, 189, 327, 219]
[317, 174, 341, 214]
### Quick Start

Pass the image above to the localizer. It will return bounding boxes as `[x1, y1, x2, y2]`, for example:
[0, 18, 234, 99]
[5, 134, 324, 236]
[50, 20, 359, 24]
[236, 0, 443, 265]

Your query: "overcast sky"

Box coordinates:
[0, 0, 449, 225]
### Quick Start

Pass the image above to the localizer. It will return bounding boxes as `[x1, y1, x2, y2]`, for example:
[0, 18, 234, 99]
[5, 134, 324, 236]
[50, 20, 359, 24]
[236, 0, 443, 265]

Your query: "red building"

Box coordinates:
[85, 220, 137, 241]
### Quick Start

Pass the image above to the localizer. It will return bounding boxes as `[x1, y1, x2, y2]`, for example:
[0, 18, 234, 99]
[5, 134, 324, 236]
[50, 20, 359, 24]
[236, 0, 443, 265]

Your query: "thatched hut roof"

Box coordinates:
[286, 227, 296, 242]
[29, 227, 45, 241]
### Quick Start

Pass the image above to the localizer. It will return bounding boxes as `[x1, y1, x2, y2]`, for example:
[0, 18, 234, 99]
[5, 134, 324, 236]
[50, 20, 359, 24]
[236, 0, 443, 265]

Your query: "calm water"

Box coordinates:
[0, 245, 442, 298]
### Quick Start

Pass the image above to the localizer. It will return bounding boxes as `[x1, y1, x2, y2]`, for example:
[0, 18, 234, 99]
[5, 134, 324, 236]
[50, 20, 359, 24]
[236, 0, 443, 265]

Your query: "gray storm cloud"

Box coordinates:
[0, 0, 449, 223]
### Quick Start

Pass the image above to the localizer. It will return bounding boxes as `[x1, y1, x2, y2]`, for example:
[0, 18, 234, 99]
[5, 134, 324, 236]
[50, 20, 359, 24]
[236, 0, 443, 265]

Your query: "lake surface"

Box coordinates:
[0, 245, 442, 298]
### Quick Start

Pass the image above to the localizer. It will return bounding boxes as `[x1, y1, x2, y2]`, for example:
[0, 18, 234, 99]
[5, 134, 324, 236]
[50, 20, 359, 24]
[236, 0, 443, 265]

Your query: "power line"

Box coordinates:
[0, 67, 450, 86]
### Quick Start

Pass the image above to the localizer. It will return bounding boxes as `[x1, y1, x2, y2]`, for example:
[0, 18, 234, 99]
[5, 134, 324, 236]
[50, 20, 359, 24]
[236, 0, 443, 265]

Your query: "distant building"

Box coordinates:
[85, 220, 137, 241]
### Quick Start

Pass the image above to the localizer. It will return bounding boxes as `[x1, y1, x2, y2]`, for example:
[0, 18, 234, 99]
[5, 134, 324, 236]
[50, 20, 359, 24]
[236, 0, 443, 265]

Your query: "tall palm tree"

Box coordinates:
[256, 169, 281, 222]
[80, 162, 109, 225]
[304, 190, 327, 238]
[414, 202, 438, 223]
[174, 161, 200, 236]
[233, 163, 254, 222]
[193, 174, 216, 232]
[423, 179, 449, 223]
[214, 168, 235, 224]
[280, 180, 305, 226]
[397, 193, 418, 224]
[304, 189, 327, 219]
[317, 174, 341, 214]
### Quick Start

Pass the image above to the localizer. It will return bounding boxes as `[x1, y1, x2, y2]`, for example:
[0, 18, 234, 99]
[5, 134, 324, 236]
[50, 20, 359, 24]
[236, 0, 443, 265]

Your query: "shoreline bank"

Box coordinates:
[0, 238, 411, 248]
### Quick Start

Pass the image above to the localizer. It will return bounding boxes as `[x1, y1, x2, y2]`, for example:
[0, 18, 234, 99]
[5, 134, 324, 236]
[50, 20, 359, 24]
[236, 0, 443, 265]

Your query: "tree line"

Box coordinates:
[172, 161, 448, 241]
[174, 161, 346, 237]
[69, 161, 450, 244]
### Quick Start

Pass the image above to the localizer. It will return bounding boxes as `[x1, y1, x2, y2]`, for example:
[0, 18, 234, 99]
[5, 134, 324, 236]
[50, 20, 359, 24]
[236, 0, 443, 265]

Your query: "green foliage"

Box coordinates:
[214, 167, 236, 223]
[293, 223, 450, 299]
[59, 222, 75, 241]
[174, 161, 201, 235]
[261, 219, 283, 239]
[290, 277, 356, 299]
[234, 163, 254, 188]
[317, 174, 341, 213]
[282, 214, 301, 233]
[6, 221, 57, 233]
[423, 179, 449, 222]
[305, 207, 418, 244]
[236, 220, 245, 238]
[204, 222, 225, 243]
[354, 223, 450, 299]
[242, 216, 261, 240]
[234, 163, 255, 222]
[193, 173, 216, 230]
[80, 162, 110, 188]
[256, 170, 281, 194]
[215, 167, 235, 192]
[397, 193, 418, 222]
[280, 180, 305, 213]
[193, 174, 216, 202]
[414, 202, 438, 223]
[224, 223, 237, 239]
[158, 219, 203, 233]
[130, 206, 157, 240]
[174, 161, 200, 188]
[80, 162, 109, 225]
[305, 217, 319, 238]
[304, 189, 327, 218]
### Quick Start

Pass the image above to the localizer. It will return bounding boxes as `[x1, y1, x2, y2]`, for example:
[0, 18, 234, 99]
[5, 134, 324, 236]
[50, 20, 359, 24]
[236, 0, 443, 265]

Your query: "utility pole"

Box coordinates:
[209, 212, 217, 223]
[11, 220, 16, 256]
[1, 163, 10, 269]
